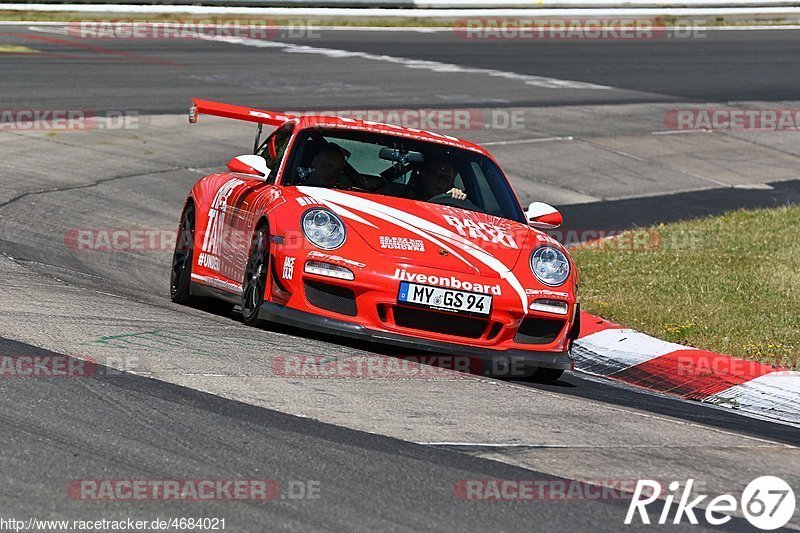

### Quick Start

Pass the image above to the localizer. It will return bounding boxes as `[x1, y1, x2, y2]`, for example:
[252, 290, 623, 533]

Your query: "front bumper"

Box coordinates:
[258, 301, 573, 371]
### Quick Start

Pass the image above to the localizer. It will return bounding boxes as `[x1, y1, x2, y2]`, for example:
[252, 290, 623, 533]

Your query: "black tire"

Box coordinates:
[170, 201, 235, 316]
[170, 202, 196, 305]
[242, 223, 270, 326]
[530, 367, 565, 384]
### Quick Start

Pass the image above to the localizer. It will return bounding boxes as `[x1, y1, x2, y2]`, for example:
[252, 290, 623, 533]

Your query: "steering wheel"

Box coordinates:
[341, 167, 374, 190]
[427, 193, 480, 211]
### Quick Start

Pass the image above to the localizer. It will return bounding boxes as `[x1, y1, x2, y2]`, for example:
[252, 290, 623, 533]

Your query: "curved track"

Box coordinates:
[0, 24, 799, 531]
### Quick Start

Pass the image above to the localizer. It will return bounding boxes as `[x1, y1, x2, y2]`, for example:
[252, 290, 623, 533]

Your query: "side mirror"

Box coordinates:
[227, 154, 270, 178]
[526, 202, 563, 229]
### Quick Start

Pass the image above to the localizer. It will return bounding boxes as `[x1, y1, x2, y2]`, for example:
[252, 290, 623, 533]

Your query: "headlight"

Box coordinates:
[530, 246, 570, 286]
[302, 209, 346, 250]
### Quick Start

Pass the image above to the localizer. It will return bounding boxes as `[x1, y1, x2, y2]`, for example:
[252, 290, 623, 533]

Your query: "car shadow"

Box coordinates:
[230, 306, 572, 384]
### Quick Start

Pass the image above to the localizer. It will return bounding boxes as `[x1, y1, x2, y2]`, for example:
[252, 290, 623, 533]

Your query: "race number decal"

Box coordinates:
[199, 178, 245, 270]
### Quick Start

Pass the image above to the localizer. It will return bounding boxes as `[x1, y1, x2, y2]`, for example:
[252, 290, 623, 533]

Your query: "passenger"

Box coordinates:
[419, 159, 466, 201]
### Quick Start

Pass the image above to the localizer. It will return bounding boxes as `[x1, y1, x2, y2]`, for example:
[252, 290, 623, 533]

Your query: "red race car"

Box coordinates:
[171, 98, 580, 381]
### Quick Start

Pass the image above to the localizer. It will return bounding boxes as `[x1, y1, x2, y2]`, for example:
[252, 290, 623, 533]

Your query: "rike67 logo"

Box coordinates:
[626, 477, 796, 530]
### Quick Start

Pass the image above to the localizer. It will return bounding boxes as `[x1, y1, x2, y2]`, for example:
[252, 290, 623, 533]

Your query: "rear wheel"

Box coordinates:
[170, 201, 234, 315]
[242, 224, 270, 326]
[170, 202, 196, 304]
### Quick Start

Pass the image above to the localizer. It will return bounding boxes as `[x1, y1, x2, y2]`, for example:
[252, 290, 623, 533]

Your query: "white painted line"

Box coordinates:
[482, 136, 574, 146]
[733, 183, 774, 190]
[6, 4, 800, 17]
[413, 0, 800, 6]
[196, 33, 612, 90]
[416, 442, 571, 447]
[6, 22, 800, 32]
[26, 25, 69, 35]
[652, 129, 713, 135]
[599, 146, 648, 162]
[707, 25, 800, 30]
[675, 168, 733, 188]
[429, 0, 800, 6]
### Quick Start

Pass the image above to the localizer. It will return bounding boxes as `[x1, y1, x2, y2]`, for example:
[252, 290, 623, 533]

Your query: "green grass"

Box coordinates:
[1, 11, 799, 27]
[572, 206, 800, 368]
[0, 11, 459, 25]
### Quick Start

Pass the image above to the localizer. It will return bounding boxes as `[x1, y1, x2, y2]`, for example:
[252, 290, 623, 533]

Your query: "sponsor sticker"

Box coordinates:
[379, 236, 425, 252]
[296, 196, 319, 207]
[282, 256, 295, 280]
[307, 251, 365, 269]
[394, 268, 501, 296]
[443, 215, 518, 249]
[526, 289, 570, 298]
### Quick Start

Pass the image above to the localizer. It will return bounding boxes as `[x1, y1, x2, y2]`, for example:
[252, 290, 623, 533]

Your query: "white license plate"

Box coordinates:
[398, 282, 492, 316]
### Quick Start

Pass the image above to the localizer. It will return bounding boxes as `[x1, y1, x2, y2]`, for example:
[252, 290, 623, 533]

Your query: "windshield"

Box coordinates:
[283, 128, 525, 223]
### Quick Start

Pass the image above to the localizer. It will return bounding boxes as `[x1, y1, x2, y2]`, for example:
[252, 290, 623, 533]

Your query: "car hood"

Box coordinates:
[295, 186, 531, 278]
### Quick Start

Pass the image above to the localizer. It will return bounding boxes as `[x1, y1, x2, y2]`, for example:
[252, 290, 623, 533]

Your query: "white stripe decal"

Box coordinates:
[575, 329, 696, 372]
[318, 198, 378, 228]
[300, 187, 477, 270]
[430, 230, 528, 309]
[299, 187, 528, 310]
[191, 272, 243, 293]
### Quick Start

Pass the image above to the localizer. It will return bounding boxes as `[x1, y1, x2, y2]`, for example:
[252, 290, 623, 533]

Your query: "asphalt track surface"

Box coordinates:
[0, 337, 653, 531]
[1, 23, 800, 531]
[0, 27, 799, 112]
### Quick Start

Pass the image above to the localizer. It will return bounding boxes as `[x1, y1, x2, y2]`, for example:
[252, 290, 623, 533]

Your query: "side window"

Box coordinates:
[258, 124, 293, 183]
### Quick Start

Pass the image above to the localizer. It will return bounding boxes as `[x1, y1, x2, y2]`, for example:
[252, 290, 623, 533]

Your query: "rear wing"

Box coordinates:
[189, 98, 294, 128]
[189, 98, 295, 153]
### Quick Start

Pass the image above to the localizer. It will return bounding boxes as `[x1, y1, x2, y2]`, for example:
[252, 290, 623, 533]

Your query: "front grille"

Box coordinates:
[514, 317, 565, 345]
[393, 306, 487, 339]
[304, 280, 357, 316]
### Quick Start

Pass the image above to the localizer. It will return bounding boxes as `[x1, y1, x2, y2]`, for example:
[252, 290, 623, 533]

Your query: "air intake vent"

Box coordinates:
[514, 317, 565, 345]
[304, 280, 357, 316]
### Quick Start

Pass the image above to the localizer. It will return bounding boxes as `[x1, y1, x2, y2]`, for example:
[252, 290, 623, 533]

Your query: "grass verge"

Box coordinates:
[0, 11, 799, 27]
[572, 205, 799, 368]
[3, 11, 460, 25]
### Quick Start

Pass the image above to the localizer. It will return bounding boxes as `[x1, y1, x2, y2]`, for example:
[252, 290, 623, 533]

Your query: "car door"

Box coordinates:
[217, 124, 294, 285]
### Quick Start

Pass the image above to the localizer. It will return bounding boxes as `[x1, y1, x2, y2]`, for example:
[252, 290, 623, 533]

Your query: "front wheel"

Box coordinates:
[242, 224, 270, 326]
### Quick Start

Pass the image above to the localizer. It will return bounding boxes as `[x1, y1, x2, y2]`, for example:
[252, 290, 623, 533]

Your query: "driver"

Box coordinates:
[301, 144, 346, 188]
[419, 159, 466, 201]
